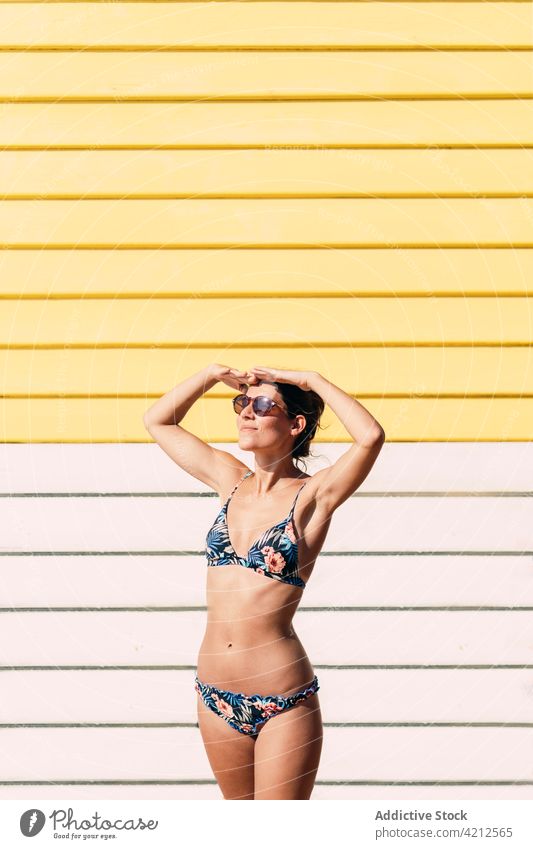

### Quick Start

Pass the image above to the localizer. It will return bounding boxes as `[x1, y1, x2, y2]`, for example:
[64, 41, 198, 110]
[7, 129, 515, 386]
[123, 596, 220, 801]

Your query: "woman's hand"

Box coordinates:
[247, 366, 316, 392]
[207, 364, 251, 391]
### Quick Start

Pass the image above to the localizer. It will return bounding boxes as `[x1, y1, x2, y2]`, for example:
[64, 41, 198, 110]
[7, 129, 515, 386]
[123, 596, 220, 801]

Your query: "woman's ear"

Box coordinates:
[291, 414, 306, 434]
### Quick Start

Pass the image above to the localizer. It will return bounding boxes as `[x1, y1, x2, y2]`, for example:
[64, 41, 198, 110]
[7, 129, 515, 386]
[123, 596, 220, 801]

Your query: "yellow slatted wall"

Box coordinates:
[1, 0, 533, 802]
[0, 2, 532, 440]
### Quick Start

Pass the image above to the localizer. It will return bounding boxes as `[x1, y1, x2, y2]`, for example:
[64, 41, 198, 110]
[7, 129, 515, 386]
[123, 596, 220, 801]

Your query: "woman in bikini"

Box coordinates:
[143, 363, 385, 800]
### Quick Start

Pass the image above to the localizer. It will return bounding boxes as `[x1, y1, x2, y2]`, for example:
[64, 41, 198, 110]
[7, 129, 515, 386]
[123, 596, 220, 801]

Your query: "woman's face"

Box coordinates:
[236, 381, 300, 451]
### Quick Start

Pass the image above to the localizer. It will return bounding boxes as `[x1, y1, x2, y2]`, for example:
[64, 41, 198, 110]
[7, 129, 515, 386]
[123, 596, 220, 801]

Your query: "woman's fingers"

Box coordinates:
[227, 367, 265, 386]
[251, 366, 274, 376]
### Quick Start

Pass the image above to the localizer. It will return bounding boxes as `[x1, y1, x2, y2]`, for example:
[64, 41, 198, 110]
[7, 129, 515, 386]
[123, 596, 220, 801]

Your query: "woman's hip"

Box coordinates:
[196, 634, 315, 695]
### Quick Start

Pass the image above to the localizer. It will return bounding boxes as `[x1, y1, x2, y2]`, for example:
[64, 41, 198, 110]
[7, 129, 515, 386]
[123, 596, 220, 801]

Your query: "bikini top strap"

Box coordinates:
[225, 470, 253, 503]
[288, 480, 309, 518]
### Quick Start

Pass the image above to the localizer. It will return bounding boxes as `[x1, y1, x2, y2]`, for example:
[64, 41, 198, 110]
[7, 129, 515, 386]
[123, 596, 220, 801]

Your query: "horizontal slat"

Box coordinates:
[2, 668, 531, 722]
[2, 443, 531, 492]
[3, 554, 532, 607]
[1, 52, 531, 100]
[2, 494, 531, 552]
[1, 248, 532, 295]
[1, 785, 530, 801]
[1, 199, 533, 245]
[2, 348, 533, 395]
[0, 3, 530, 49]
[0, 785, 224, 800]
[3, 149, 533, 196]
[2, 102, 533, 147]
[1, 295, 532, 343]
[2, 397, 532, 440]
[4, 0, 531, 3]
[0, 725, 531, 781]
[1, 610, 533, 663]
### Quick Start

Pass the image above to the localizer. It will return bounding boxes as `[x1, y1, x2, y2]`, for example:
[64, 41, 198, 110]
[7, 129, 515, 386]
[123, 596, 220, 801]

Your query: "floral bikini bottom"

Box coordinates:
[194, 673, 320, 737]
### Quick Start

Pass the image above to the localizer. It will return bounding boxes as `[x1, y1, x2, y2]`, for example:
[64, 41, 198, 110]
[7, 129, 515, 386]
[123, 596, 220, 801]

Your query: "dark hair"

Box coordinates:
[268, 381, 326, 472]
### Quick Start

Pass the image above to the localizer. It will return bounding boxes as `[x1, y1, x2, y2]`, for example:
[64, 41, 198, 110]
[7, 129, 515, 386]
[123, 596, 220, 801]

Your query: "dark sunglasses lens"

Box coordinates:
[232, 394, 247, 413]
[253, 397, 274, 416]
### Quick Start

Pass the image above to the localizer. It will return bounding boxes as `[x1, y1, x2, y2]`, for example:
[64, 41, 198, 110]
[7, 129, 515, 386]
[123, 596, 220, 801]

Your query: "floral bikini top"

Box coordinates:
[205, 470, 309, 588]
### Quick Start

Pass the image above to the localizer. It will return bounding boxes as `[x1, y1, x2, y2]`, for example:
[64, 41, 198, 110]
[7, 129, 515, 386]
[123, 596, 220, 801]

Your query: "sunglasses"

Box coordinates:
[232, 393, 292, 418]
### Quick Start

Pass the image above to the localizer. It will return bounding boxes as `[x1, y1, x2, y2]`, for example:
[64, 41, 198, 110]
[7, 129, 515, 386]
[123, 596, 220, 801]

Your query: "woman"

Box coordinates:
[143, 363, 385, 800]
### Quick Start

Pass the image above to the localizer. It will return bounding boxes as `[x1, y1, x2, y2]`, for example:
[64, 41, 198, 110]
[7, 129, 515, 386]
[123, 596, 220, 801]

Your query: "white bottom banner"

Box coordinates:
[1, 799, 533, 847]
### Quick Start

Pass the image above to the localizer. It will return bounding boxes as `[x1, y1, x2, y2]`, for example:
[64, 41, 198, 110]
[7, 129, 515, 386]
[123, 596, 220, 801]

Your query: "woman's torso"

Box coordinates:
[197, 469, 332, 694]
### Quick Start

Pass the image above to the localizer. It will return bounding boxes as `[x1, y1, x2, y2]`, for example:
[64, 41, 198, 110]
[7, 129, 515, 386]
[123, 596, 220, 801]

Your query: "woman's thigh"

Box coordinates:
[196, 694, 256, 800]
[253, 693, 323, 800]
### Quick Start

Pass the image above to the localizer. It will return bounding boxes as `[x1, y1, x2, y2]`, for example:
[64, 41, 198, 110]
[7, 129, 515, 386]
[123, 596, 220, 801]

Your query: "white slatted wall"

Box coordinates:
[1, 442, 532, 799]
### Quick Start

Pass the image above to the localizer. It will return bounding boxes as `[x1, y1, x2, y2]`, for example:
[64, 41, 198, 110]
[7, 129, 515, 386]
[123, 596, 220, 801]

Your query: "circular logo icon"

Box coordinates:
[20, 809, 46, 837]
